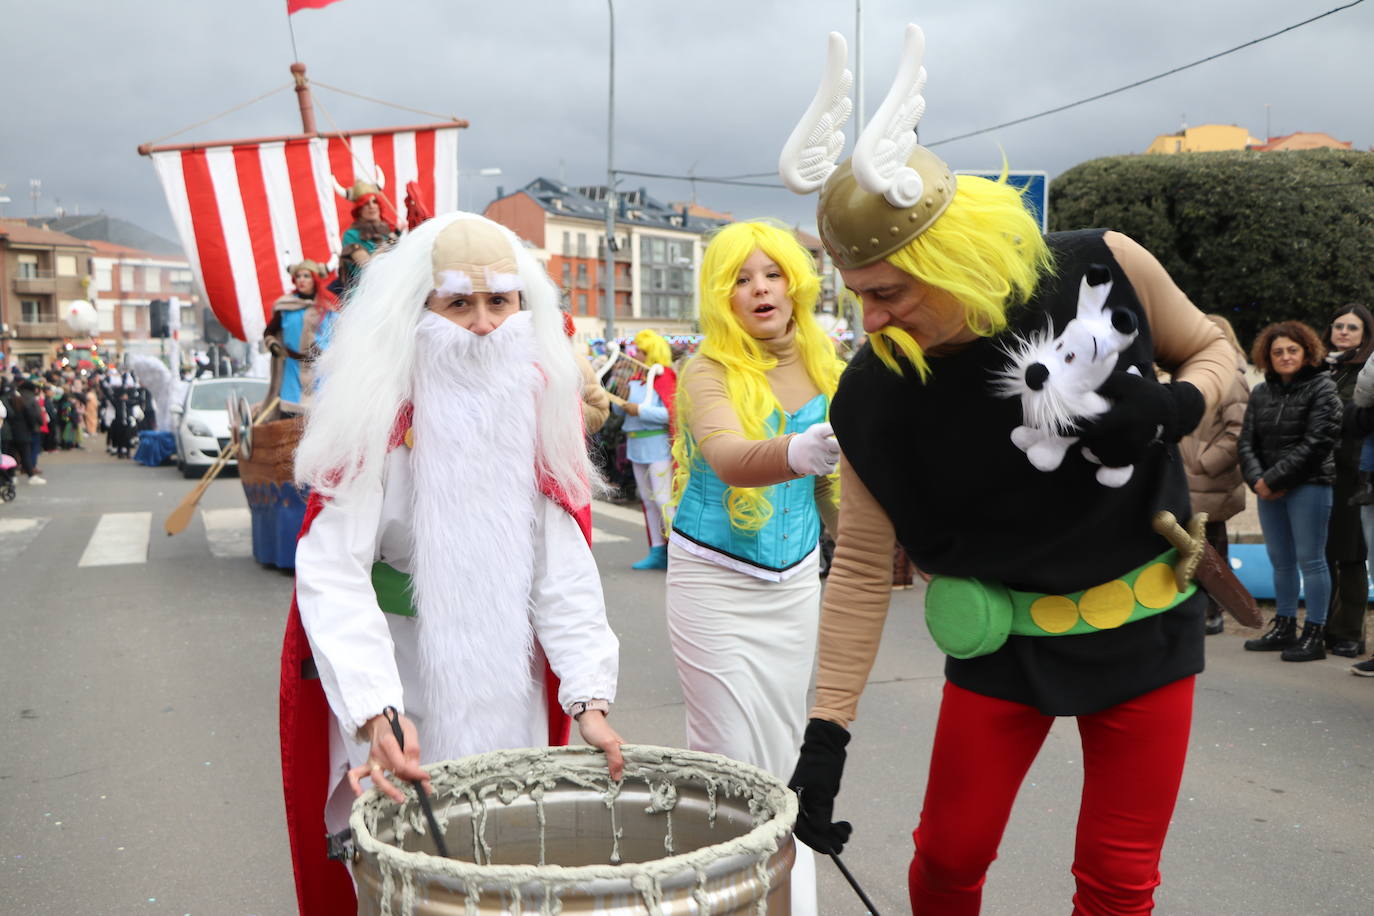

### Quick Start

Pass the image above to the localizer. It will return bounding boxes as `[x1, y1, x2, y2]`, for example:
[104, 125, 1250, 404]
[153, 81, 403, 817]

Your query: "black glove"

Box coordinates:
[788, 718, 852, 854]
[1076, 374, 1204, 468]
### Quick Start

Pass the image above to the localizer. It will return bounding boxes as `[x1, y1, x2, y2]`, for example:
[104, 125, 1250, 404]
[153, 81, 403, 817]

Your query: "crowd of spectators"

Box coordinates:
[0, 364, 158, 488]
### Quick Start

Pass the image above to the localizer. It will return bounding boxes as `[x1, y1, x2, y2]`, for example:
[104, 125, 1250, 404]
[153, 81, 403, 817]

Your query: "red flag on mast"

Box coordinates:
[287, 0, 345, 13]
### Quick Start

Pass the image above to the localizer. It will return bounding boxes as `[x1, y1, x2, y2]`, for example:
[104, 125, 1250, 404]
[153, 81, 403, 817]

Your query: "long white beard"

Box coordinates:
[409, 310, 542, 761]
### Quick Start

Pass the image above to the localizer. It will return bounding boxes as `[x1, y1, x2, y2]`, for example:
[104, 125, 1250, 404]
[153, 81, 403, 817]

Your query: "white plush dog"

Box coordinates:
[996, 264, 1140, 487]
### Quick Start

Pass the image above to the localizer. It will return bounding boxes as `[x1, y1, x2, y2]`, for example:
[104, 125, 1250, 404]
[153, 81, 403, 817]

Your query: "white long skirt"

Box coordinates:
[665, 540, 820, 915]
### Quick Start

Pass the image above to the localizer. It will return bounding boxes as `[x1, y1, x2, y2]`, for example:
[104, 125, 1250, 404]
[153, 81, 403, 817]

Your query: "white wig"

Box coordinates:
[295, 211, 596, 505]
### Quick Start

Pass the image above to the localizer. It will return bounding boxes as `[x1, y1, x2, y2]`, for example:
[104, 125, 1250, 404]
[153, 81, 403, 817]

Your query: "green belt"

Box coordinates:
[627, 428, 668, 438]
[371, 562, 415, 617]
[924, 549, 1196, 659]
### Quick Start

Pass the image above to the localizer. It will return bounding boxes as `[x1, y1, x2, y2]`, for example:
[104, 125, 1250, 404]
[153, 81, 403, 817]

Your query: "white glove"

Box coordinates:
[786, 422, 840, 477]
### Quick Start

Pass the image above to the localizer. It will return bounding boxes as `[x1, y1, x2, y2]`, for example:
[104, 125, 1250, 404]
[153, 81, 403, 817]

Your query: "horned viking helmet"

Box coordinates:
[778, 25, 956, 270]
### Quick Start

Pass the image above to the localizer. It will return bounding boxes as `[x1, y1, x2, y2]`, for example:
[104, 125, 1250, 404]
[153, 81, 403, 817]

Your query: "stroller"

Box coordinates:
[0, 453, 16, 502]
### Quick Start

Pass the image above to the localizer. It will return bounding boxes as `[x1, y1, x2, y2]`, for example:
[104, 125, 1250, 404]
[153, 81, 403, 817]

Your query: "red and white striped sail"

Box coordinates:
[149, 125, 459, 341]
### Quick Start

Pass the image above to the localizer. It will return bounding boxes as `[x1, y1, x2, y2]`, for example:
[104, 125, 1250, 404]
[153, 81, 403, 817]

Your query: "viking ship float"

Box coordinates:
[141, 64, 462, 566]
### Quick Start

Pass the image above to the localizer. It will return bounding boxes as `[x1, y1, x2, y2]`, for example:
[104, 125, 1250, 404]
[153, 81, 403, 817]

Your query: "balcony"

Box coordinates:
[13, 272, 56, 295]
[17, 320, 61, 338]
[597, 278, 634, 293]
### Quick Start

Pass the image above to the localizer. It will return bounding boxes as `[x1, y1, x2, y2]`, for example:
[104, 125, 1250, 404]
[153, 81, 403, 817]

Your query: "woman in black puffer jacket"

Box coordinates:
[1239, 320, 1343, 661]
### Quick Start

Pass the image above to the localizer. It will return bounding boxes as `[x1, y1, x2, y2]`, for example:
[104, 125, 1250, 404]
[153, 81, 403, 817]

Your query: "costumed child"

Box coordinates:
[778, 25, 1235, 913]
[607, 328, 678, 570]
[665, 220, 844, 916]
[262, 260, 337, 417]
[279, 212, 624, 914]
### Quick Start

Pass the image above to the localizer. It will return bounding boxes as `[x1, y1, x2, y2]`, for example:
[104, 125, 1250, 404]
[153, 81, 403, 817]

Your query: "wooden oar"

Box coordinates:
[164, 397, 280, 536]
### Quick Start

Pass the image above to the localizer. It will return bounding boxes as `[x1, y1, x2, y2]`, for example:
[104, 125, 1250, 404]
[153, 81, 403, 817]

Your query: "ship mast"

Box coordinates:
[291, 62, 317, 135]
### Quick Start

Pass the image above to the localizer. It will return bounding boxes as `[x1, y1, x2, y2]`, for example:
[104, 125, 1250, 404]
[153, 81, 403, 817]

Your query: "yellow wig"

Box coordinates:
[868, 174, 1055, 378]
[672, 220, 844, 531]
[634, 329, 673, 369]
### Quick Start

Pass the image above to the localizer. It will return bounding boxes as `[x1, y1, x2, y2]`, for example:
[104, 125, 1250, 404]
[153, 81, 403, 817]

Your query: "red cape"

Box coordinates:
[278, 405, 591, 914]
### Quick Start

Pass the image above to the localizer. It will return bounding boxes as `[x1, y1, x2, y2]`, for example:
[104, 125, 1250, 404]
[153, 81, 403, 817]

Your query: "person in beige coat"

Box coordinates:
[1179, 314, 1251, 634]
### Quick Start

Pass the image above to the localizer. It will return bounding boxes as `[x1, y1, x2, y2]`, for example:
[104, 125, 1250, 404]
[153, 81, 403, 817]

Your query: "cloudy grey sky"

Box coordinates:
[2, 0, 1369, 245]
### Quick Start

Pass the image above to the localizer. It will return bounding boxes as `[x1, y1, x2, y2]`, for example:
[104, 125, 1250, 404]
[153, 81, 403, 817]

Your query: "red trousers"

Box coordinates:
[909, 677, 1194, 915]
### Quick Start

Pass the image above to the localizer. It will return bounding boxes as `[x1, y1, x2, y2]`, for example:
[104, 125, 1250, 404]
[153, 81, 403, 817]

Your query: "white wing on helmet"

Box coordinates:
[778, 31, 854, 194]
[852, 23, 929, 207]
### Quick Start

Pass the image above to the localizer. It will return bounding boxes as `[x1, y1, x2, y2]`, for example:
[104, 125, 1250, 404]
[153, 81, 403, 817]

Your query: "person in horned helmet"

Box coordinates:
[606, 327, 679, 570]
[262, 260, 337, 415]
[778, 25, 1237, 914]
[278, 212, 623, 913]
[335, 177, 400, 294]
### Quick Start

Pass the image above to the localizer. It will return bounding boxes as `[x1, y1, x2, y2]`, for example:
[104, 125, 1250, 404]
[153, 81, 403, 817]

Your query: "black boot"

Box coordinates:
[1349, 471, 1374, 507]
[1244, 615, 1298, 651]
[1281, 622, 1328, 662]
[1205, 610, 1225, 635]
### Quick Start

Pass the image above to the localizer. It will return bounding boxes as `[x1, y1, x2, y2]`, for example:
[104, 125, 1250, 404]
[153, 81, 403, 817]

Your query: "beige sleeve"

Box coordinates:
[813, 472, 840, 538]
[810, 454, 897, 727]
[1105, 231, 1229, 414]
[682, 357, 799, 488]
[577, 356, 610, 434]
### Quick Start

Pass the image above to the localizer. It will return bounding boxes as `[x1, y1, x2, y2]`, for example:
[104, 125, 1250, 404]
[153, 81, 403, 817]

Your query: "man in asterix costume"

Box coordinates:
[780, 26, 1238, 913]
[262, 260, 337, 416]
[278, 213, 623, 914]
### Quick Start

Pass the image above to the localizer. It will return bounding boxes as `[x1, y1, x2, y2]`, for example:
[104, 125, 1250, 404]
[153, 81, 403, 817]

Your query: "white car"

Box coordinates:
[172, 377, 269, 478]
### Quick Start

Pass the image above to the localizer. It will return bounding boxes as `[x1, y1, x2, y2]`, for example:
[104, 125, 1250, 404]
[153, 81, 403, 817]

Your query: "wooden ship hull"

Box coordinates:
[237, 416, 308, 569]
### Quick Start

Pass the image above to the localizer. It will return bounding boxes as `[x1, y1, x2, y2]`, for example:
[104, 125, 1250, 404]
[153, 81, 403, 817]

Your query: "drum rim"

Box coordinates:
[350, 743, 798, 884]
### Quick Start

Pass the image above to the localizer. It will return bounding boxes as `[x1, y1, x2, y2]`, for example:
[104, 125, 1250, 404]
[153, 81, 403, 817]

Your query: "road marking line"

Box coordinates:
[591, 500, 646, 527]
[591, 526, 630, 543]
[79, 512, 152, 567]
[202, 507, 254, 559]
[0, 516, 48, 565]
[0, 517, 44, 535]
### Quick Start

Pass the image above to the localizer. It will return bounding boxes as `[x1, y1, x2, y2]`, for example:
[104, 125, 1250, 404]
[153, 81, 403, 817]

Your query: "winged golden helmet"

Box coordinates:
[778, 24, 955, 270]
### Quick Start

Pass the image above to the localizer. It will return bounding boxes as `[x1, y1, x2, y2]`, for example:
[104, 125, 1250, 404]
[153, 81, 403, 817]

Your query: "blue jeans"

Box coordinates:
[1256, 483, 1333, 624]
[1361, 435, 1374, 472]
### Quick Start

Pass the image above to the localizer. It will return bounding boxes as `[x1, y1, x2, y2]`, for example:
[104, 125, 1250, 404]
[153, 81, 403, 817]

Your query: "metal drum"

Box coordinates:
[351, 744, 797, 915]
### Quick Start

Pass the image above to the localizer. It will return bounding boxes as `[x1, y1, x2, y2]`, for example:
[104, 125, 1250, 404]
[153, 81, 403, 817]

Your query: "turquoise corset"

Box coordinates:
[672, 393, 828, 574]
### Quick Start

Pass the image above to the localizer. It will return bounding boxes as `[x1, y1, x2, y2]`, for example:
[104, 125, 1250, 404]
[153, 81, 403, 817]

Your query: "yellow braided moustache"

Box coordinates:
[867, 174, 1055, 379]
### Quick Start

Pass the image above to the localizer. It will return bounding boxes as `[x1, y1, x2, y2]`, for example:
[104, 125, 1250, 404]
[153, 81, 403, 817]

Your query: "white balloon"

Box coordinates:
[64, 299, 99, 334]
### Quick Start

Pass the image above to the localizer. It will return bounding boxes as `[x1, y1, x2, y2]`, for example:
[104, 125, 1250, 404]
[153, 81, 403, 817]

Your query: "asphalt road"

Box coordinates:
[2, 448, 1372, 915]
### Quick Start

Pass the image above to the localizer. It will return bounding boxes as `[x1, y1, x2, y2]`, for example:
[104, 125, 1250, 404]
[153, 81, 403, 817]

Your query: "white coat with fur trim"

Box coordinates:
[293, 445, 618, 830]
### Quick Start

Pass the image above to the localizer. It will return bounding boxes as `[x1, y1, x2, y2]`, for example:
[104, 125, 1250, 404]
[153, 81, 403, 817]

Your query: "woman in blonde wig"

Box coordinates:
[666, 220, 843, 915]
[607, 328, 677, 570]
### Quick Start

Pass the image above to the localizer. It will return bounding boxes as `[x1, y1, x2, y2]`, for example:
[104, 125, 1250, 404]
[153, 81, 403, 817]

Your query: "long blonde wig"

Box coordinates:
[869, 174, 1055, 378]
[634, 329, 672, 368]
[671, 221, 844, 531]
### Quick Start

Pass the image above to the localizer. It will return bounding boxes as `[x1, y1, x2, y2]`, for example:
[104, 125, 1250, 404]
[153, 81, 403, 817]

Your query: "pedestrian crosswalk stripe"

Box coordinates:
[79, 512, 152, 567]
[591, 526, 630, 544]
[591, 500, 646, 527]
[0, 516, 48, 565]
[202, 507, 254, 559]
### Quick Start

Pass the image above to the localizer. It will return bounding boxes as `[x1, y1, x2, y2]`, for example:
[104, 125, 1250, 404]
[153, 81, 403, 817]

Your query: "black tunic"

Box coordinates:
[833, 229, 1205, 716]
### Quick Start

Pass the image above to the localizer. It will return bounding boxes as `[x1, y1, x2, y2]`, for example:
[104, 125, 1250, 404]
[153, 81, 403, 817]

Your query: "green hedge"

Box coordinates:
[1048, 149, 1374, 348]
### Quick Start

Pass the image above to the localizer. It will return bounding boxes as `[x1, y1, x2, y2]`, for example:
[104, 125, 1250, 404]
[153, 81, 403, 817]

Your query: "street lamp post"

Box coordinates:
[459, 166, 502, 212]
[603, 0, 617, 343]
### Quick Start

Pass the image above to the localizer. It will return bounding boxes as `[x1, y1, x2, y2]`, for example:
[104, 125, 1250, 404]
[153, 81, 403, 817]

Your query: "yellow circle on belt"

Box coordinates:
[1134, 563, 1178, 609]
[1029, 595, 1079, 634]
[1079, 579, 1135, 629]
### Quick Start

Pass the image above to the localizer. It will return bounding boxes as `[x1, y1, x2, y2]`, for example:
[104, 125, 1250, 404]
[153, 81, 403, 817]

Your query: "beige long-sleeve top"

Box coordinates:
[679, 327, 839, 535]
[812, 231, 1233, 727]
[577, 353, 611, 435]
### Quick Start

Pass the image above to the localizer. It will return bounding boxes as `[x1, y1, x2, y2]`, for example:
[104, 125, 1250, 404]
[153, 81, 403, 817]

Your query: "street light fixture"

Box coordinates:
[459, 166, 503, 212]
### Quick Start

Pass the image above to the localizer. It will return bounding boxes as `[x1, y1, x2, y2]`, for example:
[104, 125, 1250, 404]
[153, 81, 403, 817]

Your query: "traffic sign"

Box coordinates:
[954, 170, 1049, 233]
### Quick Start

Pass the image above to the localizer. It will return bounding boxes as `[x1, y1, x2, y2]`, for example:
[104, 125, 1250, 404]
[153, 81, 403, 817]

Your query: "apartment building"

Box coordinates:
[0, 220, 96, 370]
[486, 179, 729, 339]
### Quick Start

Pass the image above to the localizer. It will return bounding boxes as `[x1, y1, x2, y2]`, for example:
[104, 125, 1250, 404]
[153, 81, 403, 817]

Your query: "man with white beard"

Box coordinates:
[279, 213, 622, 913]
